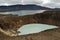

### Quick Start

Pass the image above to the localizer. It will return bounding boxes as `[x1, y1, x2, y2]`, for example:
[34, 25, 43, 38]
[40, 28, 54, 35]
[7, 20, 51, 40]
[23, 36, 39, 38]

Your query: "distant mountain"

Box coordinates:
[0, 4, 52, 12]
[52, 8, 60, 10]
[0, 4, 59, 12]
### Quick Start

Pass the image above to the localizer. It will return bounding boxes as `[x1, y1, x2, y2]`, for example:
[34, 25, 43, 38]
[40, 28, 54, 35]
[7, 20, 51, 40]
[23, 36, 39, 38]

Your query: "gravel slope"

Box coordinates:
[0, 28, 60, 40]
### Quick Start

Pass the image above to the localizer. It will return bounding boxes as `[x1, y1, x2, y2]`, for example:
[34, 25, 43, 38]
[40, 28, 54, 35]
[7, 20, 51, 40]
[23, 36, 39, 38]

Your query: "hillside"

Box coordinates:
[0, 10, 60, 40]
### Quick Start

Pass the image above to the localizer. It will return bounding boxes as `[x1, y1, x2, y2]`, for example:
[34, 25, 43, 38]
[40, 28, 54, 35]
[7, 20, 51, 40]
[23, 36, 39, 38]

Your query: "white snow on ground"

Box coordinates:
[17, 24, 58, 35]
[0, 0, 60, 8]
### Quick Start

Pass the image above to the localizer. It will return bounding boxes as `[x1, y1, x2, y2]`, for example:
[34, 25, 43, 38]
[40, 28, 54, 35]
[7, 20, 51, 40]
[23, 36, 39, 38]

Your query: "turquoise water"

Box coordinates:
[18, 24, 58, 35]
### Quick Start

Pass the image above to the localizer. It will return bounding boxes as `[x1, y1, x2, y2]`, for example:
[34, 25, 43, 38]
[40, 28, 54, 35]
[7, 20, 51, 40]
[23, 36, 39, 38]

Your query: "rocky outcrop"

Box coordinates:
[0, 10, 60, 40]
[0, 10, 60, 31]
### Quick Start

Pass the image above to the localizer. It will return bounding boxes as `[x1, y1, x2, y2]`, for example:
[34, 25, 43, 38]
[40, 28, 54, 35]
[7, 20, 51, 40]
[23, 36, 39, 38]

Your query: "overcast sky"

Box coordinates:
[0, 0, 60, 8]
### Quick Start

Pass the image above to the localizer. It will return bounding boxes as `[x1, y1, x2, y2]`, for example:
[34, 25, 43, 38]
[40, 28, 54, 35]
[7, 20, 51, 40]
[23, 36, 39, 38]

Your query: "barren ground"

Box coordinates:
[0, 28, 60, 40]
